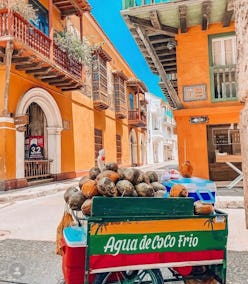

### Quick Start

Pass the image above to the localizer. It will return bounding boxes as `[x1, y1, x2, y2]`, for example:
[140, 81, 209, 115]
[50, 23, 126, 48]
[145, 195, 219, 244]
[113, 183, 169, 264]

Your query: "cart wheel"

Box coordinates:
[93, 269, 163, 283]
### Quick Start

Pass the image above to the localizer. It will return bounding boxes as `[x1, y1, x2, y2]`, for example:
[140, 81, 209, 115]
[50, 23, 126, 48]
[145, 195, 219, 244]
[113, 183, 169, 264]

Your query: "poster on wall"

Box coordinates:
[29, 136, 44, 159]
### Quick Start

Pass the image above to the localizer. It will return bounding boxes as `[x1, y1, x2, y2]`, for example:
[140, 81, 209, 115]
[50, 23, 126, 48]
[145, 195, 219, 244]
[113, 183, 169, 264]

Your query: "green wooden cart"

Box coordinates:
[63, 197, 228, 284]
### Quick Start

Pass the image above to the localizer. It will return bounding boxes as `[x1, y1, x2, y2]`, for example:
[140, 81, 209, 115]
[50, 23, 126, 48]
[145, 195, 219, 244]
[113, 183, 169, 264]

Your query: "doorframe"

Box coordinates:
[15, 88, 63, 178]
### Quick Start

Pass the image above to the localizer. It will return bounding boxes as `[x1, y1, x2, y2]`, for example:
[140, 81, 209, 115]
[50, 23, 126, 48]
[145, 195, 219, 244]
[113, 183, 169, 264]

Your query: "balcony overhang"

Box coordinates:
[121, 0, 234, 109]
[126, 78, 147, 93]
[53, 0, 91, 17]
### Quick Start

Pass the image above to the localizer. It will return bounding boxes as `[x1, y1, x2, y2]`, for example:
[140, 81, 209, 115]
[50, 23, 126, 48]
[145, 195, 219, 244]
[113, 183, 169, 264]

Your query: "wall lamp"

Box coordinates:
[167, 39, 177, 50]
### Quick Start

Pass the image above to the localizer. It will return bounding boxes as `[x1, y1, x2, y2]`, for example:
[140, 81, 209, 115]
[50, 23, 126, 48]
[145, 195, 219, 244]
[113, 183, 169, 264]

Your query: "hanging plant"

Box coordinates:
[0, 0, 37, 22]
[54, 29, 99, 67]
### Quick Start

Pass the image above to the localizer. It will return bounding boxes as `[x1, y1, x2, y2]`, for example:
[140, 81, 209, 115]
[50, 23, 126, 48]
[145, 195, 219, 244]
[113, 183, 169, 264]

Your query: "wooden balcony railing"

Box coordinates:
[0, 9, 82, 80]
[211, 65, 237, 102]
[25, 160, 52, 180]
[128, 109, 147, 127]
[0, 9, 51, 57]
[53, 43, 82, 78]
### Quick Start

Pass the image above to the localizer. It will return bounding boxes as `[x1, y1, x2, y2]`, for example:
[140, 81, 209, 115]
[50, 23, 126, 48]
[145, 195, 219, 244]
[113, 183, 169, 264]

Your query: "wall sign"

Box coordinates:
[183, 84, 207, 101]
[190, 116, 209, 124]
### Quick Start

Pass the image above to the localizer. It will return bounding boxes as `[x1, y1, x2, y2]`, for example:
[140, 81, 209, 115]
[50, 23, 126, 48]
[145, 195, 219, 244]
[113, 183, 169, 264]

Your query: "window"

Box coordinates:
[129, 93, 134, 110]
[210, 34, 237, 101]
[29, 0, 49, 35]
[94, 129, 103, 165]
[212, 36, 236, 65]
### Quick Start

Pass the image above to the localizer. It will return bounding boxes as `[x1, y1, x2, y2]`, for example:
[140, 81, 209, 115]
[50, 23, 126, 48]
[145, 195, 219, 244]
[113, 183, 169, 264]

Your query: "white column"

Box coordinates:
[16, 131, 25, 178]
[47, 127, 63, 174]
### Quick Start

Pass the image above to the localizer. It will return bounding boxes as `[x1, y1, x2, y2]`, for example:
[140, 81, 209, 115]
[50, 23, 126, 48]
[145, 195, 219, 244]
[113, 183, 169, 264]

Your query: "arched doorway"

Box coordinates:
[129, 129, 137, 166]
[15, 88, 63, 180]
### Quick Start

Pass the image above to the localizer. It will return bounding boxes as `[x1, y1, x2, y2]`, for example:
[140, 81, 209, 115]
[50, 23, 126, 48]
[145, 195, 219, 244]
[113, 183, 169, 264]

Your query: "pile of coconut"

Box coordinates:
[64, 162, 167, 216]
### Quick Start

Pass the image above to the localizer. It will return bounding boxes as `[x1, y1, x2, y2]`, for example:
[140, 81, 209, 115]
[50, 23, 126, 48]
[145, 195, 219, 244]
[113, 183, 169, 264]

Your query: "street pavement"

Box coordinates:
[0, 160, 247, 283]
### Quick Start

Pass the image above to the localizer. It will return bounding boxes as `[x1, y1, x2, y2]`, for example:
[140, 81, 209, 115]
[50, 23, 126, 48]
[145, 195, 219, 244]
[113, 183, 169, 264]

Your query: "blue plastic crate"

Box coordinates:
[162, 177, 216, 204]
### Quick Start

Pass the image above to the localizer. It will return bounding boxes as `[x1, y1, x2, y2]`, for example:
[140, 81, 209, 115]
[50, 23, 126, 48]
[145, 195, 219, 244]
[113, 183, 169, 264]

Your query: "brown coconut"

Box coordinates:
[170, 184, 188, 197]
[194, 201, 214, 215]
[97, 177, 118, 197]
[135, 183, 154, 197]
[89, 167, 101, 180]
[81, 179, 98, 198]
[81, 198, 93, 216]
[145, 171, 158, 183]
[96, 170, 120, 183]
[64, 186, 79, 204]
[68, 190, 86, 210]
[151, 182, 166, 192]
[180, 160, 193, 178]
[116, 180, 135, 196]
[123, 168, 141, 185]
[79, 176, 90, 190]
[103, 162, 118, 172]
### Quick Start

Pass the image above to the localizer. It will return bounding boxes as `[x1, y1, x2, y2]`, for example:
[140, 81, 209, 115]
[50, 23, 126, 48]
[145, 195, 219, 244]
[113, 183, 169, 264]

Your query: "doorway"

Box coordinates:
[16, 88, 63, 180]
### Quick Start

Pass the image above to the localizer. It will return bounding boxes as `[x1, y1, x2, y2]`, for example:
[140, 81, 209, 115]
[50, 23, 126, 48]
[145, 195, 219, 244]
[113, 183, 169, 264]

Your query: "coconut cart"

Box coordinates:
[61, 196, 228, 284]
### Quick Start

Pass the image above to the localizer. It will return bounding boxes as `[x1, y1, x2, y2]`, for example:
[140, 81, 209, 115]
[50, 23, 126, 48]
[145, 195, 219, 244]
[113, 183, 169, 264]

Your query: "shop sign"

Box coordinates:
[14, 115, 29, 125]
[29, 136, 44, 159]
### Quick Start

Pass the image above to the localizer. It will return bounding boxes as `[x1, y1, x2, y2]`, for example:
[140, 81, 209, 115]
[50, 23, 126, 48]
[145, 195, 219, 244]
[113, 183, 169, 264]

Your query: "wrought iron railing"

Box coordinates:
[122, 0, 174, 9]
[24, 160, 52, 179]
[210, 64, 237, 102]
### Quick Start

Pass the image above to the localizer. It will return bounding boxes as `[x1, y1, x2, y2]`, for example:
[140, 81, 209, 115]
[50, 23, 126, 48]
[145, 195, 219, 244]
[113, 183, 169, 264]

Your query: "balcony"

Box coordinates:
[128, 109, 147, 127]
[122, 0, 174, 9]
[0, 9, 83, 91]
[93, 90, 111, 110]
[211, 65, 237, 102]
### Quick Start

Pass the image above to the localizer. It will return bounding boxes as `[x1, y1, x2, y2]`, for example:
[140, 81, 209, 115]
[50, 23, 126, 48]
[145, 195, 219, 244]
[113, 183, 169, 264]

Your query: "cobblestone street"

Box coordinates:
[0, 239, 247, 284]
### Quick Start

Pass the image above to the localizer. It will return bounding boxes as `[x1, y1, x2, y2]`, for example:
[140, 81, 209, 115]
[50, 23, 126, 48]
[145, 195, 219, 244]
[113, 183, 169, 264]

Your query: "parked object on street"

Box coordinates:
[180, 160, 194, 178]
[60, 197, 228, 284]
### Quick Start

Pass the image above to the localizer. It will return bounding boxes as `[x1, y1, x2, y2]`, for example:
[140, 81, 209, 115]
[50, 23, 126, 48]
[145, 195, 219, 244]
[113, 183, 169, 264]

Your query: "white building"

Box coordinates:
[146, 93, 177, 164]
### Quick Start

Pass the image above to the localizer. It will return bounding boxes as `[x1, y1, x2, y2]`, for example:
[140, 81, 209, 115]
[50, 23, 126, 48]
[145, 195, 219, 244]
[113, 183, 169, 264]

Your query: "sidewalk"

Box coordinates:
[0, 160, 244, 209]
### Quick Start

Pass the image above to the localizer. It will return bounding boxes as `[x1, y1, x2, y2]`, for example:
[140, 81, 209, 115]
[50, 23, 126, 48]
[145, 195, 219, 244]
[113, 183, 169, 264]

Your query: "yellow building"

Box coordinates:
[0, 0, 147, 190]
[122, 0, 243, 182]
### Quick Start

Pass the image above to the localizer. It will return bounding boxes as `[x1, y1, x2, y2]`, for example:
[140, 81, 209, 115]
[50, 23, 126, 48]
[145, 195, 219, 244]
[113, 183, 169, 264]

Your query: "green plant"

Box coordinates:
[0, 0, 37, 22]
[54, 29, 97, 66]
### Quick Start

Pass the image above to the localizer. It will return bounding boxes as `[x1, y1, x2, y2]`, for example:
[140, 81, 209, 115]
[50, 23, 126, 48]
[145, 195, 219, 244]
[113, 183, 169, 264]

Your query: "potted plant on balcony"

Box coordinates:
[0, 0, 37, 22]
[54, 28, 98, 66]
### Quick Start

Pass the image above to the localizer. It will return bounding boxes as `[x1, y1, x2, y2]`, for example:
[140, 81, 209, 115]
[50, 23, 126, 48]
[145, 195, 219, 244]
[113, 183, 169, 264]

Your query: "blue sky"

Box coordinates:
[88, 0, 165, 100]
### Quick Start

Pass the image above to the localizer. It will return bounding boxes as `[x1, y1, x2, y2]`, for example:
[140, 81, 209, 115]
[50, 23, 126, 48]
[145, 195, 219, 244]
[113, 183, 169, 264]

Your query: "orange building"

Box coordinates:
[122, 0, 242, 181]
[0, 0, 147, 190]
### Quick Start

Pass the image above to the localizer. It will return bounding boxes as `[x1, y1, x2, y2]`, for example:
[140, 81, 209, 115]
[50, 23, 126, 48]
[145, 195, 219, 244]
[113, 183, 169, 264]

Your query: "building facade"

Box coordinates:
[146, 92, 177, 164]
[0, 0, 147, 190]
[122, 0, 242, 181]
